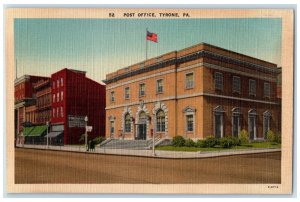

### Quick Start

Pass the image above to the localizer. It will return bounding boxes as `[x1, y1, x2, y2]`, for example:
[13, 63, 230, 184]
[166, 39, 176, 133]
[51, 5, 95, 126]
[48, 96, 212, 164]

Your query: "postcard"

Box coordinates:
[5, 8, 294, 194]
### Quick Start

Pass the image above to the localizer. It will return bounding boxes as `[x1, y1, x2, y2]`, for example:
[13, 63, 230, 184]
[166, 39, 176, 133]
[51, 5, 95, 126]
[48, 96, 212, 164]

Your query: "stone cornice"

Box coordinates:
[104, 50, 280, 84]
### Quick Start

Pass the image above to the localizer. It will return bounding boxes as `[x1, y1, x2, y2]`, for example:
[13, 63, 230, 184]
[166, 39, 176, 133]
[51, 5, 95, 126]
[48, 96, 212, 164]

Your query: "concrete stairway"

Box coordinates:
[99, 139, 153, 150]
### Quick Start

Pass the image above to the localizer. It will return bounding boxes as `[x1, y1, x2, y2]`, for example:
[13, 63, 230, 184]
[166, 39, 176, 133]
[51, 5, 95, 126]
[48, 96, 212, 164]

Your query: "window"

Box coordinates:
[214, 72, 223, 90]
[56, 107, 59, 118]
[185, 73, 194, 89]
[263, 111, 271, 137]
[53, 94, 56, 103]
[183, 106, 196, 134]
[57, 92, 60, 102]
[60, 106, 63, 117]
[249, 79, 256, 96]
[53, 81, 55, 89]
[61, 78, 63, 86]
[61, 91, 63, 101]
[214, 106, 224, 138]
[156, 79, 164, 93]
[139, 83, 145, 96]
[156, 110, 165, 132]
[53, 108, 55, 118]
[110, 121, 115, 135]
[264, 82, 271, 98]
[232, 76, 241, 93]
[124, 113, 131, 132]
[110, 91, 115, 102]
[57, 80, 59, 88]
[124, 87, 130, 99]
[232, 108, 241, 137]
[248, 109, 257, 140]
[186, 114, 194, 132]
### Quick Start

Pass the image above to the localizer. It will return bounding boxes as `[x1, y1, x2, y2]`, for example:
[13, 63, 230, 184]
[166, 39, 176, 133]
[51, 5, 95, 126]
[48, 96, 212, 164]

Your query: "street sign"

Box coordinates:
[86, 126, 93, 132]
[68, 115, 86, 128]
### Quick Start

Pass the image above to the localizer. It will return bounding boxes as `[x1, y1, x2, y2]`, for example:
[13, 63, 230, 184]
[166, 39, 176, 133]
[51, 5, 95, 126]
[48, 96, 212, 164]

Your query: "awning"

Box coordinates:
[23, 127, 34, 136]
[45, 131, 63, 138]
[23, 125, 48, 137]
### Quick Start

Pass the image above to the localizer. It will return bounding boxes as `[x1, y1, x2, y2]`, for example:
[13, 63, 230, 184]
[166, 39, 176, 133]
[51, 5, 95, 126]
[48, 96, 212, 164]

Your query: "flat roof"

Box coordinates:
[104, 42, 279, 84]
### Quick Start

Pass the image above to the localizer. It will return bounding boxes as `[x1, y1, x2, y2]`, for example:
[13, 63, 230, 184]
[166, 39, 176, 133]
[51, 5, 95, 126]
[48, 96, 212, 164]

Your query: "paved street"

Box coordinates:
[15, 148, 281, 184]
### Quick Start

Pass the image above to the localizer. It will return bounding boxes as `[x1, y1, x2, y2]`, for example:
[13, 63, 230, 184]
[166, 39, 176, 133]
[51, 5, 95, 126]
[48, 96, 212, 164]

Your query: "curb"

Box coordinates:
[16, 145, 281, 159]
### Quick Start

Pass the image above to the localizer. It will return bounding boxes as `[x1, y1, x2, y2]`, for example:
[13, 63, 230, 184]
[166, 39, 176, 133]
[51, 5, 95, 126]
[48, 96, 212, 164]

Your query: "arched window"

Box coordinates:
[109, 116, 116, 138]
[214, 106, 225, 138]
[156, 110, 165, 132]
[248, 109, 257, 140]
[232, 107, 241, 137]
[124, 113, 131, 133]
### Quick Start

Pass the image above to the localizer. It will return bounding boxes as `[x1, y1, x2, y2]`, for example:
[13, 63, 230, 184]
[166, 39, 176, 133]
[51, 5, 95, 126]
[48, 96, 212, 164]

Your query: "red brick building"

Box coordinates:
[33, 78, 51, 124]
[49, 68, 106, 145]
[14, 75, 49, 137]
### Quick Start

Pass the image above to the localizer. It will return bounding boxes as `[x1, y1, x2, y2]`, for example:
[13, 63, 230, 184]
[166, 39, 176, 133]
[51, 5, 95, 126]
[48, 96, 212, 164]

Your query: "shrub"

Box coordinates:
[172, 136, 185, 147]
[196, 140, 206, 148]
[273, 132, 281, 144]
[93, 136, 106, 145]
[228, 136, 241, 146]
[203, 136, 218, 148]
[239, 129, 249, 144]
[219, 137, 234, 148]
[266, 130, 275, 142]
[79, 134, 87, 144]
[185, 138, 195, 147]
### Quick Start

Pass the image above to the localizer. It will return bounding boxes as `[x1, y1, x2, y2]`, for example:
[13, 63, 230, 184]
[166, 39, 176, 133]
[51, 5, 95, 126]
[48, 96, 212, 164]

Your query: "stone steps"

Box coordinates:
[99, 139, 153, 149]
[99, 138, 172, 150]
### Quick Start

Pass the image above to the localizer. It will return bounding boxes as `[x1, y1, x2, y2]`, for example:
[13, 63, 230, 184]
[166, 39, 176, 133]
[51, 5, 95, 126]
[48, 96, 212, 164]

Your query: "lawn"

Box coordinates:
[155, 142, 281, 152]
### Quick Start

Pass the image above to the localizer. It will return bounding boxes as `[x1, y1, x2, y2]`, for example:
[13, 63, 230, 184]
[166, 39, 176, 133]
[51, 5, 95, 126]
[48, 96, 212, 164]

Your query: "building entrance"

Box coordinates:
[137, 124, 147, 140]
[136, 111, 147, 140]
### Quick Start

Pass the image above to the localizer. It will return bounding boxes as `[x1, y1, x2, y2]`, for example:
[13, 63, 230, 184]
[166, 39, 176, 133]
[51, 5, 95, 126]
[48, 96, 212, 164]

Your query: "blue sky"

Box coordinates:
[14, 18, 282, 82]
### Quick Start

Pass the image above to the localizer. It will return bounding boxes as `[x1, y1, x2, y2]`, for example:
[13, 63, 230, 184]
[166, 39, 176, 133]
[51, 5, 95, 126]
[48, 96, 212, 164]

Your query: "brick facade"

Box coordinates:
[33, 78, 51, 124]
[50, 68, 106, 145]
[104, 43, 281, 140]
[14, 75, 49, 136]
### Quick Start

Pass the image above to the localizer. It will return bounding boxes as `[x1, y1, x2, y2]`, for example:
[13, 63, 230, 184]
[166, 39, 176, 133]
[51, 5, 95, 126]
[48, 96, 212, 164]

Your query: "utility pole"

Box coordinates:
[46, 121, 49, 148]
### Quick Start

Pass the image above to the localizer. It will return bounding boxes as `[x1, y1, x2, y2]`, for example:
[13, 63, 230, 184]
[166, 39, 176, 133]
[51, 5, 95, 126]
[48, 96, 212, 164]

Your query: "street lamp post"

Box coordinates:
[152, 129, 155, 156]
[148, 115, 155, 156]
[46, 121, 49, 148]
[84, 116, 88, 151]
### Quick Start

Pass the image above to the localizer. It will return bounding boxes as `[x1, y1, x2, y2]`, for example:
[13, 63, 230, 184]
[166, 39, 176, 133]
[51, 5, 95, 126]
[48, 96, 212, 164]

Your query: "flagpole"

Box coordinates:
[146, 28, 148, 61]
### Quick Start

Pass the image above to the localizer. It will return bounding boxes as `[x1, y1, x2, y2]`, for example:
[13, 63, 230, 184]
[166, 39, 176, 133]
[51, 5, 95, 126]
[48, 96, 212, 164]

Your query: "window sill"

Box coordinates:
[156, 92, 164, 95]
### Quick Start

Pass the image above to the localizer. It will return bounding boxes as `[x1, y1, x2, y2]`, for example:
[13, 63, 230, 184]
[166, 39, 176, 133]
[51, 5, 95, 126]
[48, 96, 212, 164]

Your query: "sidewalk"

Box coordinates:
[16, 144, 281, 159]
